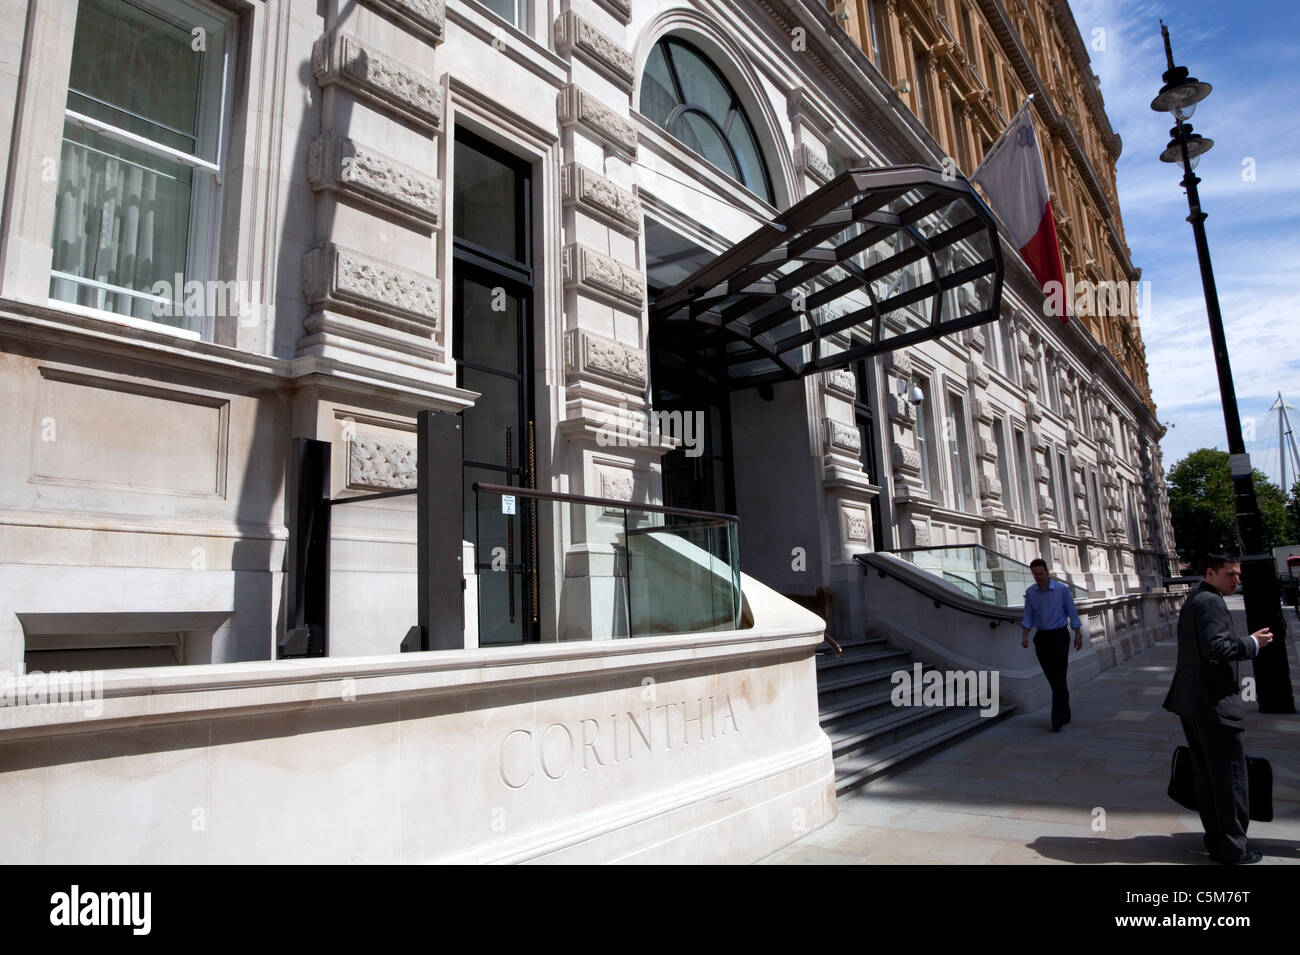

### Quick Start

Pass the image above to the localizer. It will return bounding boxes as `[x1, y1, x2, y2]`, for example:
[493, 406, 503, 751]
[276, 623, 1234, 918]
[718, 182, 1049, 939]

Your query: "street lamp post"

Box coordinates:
[1152, 22, 1295, 713]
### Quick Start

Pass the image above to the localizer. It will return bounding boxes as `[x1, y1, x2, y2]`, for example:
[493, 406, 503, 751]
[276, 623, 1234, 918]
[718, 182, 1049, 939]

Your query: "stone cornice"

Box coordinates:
[787, 87, 836, 136]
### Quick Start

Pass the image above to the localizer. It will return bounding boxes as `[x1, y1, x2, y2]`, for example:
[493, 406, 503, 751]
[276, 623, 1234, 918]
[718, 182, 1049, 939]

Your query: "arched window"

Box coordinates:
[639, 36, 774, 203]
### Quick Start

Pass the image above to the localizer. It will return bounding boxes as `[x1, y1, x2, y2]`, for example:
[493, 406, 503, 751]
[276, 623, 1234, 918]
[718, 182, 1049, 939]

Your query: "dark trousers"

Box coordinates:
[1033, 627, 1071, 728]
[1179, 713, 1250, 861]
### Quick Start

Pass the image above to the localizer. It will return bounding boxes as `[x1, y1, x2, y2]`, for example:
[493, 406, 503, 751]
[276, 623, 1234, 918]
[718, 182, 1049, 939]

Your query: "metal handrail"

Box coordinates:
[890, 543, 1089, 599]
[855, 553, 1017, 626]
[472, 482, 739, 523]
[625, 519, 736, 535]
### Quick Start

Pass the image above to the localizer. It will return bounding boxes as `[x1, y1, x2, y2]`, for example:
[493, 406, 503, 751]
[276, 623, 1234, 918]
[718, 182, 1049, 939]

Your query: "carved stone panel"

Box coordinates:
[598, 466, 635, 516]
[557, 85, 637, 158]
[554, 11, 635, 90]
[561, 164, 641, 234]
[361, 0, 444, 45]
[885, 350, 913, 378]
[843, 509, 870, 543]
[565, 329, 648, 389]
[313, 31, 443, 132]
[308, 135, 441, 228]
[823, 418, 862, 456]
[891, 442, 922, 475]
[823, 368, 856, 399]
[886, 394, 915, 423]
[563, 244, 645, 311]
[348, 436, 417, 490]
[793, 143, 834, 184]
[302, 244, 441, 334]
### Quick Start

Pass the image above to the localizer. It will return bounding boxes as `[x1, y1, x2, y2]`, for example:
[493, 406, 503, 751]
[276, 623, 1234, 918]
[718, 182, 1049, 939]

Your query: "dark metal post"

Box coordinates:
[417, 410, 464, 651]
[1166, 59, 1295, 711]
[281, 437, 330, 658]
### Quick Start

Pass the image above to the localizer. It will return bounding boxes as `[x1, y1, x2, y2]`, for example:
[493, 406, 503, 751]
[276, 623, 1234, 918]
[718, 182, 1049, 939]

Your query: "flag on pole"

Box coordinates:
[972, 99, 1069, 323]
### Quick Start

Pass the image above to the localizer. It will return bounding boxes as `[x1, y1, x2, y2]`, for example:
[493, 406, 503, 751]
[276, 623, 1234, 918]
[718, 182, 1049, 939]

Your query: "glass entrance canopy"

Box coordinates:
[649, 165, 1004, 389]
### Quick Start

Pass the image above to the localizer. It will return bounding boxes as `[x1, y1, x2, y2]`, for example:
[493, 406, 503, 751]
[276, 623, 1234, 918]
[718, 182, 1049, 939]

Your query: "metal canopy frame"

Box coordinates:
[649, 165, 1005, 389]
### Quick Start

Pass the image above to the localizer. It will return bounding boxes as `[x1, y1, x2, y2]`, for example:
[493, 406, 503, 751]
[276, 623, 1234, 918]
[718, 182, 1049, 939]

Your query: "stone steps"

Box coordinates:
[816, 634, 1013, 796]
[831, 704, 1019, 796]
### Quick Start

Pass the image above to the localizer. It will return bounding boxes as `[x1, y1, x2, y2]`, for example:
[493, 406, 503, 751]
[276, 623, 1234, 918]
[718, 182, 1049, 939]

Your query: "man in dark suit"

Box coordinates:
[1164, 555, 1273, 865]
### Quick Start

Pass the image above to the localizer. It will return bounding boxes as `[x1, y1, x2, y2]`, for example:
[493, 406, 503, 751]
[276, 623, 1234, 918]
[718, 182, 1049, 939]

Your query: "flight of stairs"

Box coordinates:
[817, 635, 1017, 795]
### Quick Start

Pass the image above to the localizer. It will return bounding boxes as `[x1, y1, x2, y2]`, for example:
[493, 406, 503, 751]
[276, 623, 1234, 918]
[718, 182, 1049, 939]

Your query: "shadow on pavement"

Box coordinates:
[1028, 832, 1300, 864]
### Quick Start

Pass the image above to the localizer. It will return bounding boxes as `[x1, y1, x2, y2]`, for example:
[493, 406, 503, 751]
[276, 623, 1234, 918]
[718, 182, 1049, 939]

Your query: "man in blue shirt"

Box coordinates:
[1021, 558, 1083, 731]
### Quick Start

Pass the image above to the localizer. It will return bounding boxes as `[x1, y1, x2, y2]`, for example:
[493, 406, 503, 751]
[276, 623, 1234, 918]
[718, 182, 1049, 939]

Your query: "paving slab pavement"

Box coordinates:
[764, 613, 1300, 865]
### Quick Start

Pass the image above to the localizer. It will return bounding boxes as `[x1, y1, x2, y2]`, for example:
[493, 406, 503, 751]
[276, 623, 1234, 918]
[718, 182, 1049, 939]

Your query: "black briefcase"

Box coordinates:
[1168, 745, 1274, 823]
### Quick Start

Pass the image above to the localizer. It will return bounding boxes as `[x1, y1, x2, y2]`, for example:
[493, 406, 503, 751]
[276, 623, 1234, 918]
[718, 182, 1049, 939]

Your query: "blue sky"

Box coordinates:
[1065, 0, 1300, 490]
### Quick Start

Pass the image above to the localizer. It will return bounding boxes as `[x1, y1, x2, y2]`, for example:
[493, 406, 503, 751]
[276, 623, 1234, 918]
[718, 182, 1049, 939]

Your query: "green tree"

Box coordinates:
[1167, 448, 1293, 567]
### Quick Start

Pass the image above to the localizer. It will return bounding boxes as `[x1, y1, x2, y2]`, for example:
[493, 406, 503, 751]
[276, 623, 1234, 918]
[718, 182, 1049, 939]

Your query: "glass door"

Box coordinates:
[453, 129, 536, 644]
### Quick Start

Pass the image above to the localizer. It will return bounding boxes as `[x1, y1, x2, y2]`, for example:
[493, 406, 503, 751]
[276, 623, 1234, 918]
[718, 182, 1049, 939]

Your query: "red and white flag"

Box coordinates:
[972, 100, 1069, 322]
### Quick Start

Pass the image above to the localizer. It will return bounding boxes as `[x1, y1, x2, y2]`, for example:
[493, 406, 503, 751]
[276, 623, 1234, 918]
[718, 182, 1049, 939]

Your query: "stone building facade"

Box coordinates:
[0, 0, 1177, 668]
[811, 0, 1178, 641]
[832, 0, 1153, 399]
[0, 0, 1186, 864]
